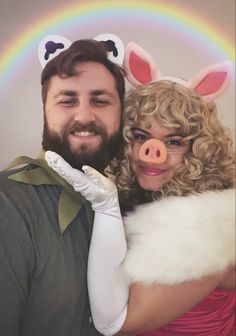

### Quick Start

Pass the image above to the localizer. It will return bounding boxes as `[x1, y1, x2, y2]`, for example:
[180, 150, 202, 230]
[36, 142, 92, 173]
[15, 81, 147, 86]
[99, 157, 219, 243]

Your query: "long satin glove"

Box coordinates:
[45, 151, 128, 336]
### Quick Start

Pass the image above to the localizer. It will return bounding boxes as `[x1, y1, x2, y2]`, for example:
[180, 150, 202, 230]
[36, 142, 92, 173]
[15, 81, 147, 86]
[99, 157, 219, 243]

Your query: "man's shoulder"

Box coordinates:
[0, 165, 60, 226]
[0, 167, 31, 209]
[0, 165, 58, 204]
[0, 166, 26, 187]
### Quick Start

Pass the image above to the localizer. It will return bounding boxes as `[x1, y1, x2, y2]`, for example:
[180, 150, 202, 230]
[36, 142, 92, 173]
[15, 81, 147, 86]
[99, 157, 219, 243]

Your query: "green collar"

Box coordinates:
[5, 150, 93, 233]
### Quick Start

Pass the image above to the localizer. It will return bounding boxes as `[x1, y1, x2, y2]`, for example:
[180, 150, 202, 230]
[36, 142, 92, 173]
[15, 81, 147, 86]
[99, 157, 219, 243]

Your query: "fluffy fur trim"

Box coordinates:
[122, 189, 235, 285]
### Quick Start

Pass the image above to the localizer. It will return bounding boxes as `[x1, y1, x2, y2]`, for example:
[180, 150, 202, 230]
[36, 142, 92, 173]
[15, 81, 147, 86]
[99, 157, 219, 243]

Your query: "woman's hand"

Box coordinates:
[45, 150, 120, 218]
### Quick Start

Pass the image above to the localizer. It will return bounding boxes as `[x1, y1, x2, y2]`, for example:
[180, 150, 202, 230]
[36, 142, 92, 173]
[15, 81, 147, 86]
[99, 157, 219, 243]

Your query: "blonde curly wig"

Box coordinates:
[107, 80, 235, 209]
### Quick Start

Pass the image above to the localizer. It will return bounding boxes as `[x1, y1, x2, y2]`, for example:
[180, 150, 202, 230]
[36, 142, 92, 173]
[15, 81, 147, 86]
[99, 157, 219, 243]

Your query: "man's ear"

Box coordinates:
[187, 61, 233, 101]
[38, 35, 72, 68]
[124, 42, 160, 86]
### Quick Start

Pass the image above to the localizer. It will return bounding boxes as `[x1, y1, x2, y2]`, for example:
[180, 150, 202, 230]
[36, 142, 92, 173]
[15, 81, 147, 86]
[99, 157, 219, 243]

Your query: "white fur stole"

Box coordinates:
[122, 189, 235, 284]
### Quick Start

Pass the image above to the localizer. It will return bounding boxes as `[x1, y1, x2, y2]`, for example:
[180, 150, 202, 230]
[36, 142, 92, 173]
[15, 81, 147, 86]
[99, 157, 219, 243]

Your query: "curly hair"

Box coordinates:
[107, 80, 235, 210]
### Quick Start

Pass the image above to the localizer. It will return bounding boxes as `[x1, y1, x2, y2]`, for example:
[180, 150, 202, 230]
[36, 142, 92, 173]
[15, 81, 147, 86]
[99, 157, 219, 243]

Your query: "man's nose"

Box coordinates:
[138, 138, 167, 164]
[73, 102, 96, 123]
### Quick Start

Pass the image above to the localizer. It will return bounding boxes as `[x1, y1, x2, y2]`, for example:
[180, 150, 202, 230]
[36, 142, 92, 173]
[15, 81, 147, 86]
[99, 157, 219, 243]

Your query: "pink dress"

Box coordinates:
[140, 289, 235, 336]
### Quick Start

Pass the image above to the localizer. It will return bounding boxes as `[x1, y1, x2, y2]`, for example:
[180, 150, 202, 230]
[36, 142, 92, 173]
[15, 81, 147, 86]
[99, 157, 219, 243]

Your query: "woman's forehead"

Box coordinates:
[137, 116, 178, 136]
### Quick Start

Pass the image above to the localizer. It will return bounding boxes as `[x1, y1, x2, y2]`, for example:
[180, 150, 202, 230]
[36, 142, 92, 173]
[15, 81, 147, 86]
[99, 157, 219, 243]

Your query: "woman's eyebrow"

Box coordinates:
[165, 133, 183, 138]
[131, 127, 149, 134]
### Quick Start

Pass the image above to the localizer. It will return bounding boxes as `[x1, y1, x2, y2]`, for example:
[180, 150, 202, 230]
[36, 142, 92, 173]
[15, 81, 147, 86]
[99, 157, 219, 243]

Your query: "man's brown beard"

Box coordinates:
[42, 119, 122, 172]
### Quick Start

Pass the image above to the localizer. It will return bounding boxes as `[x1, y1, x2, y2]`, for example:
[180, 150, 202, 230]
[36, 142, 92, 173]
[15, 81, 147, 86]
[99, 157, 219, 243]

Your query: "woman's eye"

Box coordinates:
[166, 139, 182, 146]
[132, 131, 148, 143]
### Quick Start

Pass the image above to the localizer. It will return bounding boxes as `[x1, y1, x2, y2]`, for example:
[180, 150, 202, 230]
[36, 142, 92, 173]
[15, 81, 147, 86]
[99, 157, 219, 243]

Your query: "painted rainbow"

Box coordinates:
[0, 0, 235, 94]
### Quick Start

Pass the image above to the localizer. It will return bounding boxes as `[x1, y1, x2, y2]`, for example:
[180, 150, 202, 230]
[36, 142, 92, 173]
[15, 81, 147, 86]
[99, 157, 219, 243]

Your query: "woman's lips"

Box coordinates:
[140, 166, 166, 176]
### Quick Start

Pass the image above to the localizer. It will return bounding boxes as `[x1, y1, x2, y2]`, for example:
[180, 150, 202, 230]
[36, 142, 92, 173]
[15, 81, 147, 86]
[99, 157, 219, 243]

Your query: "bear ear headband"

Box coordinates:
[38, 33, 124, 68]
[38, 35, 232, 101]
[124, 42, 233, 101]
[38, 35, 72, 68]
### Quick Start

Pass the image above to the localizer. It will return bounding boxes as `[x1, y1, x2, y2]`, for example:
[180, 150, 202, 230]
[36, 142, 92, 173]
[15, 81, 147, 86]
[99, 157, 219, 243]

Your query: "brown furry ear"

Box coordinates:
[38, 35, 72, 68]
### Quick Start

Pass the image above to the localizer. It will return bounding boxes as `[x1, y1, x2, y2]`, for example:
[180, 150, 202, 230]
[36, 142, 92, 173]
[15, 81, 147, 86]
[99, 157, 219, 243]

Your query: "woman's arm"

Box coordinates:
[87, 202, 128, 335]
[119, 273, 226, 335]
[45, 152, 235, 336]
[88, 196, 232, 335]
[218, 267, 235, 290]
[45, 151, 129, 335]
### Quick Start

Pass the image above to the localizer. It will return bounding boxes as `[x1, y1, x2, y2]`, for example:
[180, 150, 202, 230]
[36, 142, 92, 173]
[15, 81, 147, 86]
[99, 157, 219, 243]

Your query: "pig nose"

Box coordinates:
[138, 138, 167, 164]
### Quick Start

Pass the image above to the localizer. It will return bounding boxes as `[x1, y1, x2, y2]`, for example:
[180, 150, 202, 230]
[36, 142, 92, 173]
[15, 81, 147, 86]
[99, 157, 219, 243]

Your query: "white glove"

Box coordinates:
[45, 151, 128, 336]
[45, 150, 119, 215]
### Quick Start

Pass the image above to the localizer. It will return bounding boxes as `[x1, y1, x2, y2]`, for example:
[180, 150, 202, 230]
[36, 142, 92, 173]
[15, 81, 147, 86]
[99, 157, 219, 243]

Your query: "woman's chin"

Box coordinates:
[138, 178, 162, 192]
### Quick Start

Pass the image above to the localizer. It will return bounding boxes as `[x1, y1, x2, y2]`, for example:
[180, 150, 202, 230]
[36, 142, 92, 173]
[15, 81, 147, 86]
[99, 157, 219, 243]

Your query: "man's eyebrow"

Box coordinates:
[91, 90, 115, 98]
[53, 90, 77, 99]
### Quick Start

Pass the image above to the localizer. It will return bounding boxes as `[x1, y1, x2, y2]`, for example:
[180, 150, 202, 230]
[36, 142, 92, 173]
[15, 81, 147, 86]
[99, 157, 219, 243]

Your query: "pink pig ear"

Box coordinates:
[124, 42, 160, 86]
[187, 61, 233, 101]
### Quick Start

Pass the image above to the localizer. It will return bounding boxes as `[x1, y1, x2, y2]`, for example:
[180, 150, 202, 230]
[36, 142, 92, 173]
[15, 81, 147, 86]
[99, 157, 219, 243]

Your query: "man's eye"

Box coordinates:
[93, 98, 110, 106]
[59, 99, 76, 106]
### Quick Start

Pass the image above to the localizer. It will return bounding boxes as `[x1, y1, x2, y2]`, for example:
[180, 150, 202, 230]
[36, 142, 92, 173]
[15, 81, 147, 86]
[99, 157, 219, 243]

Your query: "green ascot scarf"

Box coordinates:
[5, 150, 94, 233]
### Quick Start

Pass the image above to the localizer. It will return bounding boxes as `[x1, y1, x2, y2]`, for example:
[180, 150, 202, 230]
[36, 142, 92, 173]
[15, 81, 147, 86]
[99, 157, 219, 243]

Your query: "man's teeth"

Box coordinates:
[74, 131, 95, 136]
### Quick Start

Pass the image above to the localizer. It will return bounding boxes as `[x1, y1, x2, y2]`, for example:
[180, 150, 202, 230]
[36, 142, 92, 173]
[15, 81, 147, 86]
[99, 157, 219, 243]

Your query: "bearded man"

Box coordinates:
[0, 39, 125, 336]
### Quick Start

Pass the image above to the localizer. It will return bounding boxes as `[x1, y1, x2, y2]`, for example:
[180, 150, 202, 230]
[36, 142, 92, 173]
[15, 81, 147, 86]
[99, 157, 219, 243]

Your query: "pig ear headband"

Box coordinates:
[124, 42, 233, 101]
[38, 33, 124, 68]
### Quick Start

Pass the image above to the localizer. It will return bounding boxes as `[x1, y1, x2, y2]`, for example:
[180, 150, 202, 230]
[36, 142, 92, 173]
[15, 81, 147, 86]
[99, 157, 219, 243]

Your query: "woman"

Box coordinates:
[46, 80, 235, 336]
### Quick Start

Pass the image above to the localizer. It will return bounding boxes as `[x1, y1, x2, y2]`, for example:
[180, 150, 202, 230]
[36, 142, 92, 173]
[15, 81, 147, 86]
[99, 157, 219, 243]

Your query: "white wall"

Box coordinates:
[0, 0, 235, 169]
